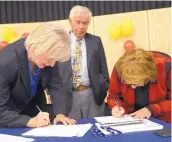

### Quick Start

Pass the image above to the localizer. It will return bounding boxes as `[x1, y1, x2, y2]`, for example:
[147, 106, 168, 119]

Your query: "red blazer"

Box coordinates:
[107, 57, 171, 123]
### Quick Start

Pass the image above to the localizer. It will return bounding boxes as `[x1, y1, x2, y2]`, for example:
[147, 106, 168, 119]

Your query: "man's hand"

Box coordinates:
[53, 114, 76, 125]
[26, 112, 50, 128]
[129, 107, 151, 119]
[111, 106, 125, 118]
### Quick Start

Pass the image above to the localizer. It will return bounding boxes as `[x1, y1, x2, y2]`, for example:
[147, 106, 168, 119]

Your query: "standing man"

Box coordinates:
[0, 23, 75, 127]
[59, 5, 109, 120]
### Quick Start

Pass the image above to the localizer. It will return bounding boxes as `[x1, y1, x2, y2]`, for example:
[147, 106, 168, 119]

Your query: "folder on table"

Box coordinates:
[94, 115, 163, 135]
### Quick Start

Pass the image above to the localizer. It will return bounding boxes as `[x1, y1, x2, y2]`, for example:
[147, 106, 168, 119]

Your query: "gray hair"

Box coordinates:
[25, 22, 70, 62]
[69, 5, 92, 22]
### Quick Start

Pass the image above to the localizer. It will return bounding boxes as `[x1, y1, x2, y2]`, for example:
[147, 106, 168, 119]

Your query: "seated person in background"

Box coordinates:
[0, 23, 76, 128]
[107, 48, 171, 123]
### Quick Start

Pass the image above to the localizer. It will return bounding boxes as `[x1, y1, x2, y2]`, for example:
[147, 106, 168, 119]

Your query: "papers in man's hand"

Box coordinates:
[0, 134, 35, 142]
[22, 123, 93, 137]
[94, 115, 163, 134]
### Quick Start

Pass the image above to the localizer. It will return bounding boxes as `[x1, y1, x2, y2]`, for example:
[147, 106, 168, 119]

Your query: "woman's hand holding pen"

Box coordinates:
[26, 112, 50, 128]
[111, 106, 125, 118]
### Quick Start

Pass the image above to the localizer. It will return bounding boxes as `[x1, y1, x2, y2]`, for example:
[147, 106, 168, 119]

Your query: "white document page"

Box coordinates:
[22, 123, 93, 137]
[0, 134, 35, 142]
[94, 115, 163, 134]
[95, 115, 142, 124]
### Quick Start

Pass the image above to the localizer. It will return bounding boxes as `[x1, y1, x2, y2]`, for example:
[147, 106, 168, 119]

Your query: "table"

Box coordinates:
[0, 117, 171, 142]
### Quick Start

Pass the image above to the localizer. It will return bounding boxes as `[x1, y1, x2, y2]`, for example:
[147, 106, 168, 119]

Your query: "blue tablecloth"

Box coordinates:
[0, 117, 171, 142]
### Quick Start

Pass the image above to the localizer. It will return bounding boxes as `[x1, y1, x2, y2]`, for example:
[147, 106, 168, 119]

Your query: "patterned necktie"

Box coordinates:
[72, 39, 82, 89]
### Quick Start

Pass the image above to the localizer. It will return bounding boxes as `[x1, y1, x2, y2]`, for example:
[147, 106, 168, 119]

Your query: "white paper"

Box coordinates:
[95, 115, 142, 124]
[22, 123, 93, 137]
[94, 115, 163, 134]
[0, 134, 35, 142]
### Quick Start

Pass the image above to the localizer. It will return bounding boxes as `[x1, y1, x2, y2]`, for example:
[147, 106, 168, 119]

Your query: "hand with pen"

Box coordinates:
[111, 98, 125, 118]
[26, 112, 50, 128]
[26, 105, 50, 128]
[111, 106, 125, 118]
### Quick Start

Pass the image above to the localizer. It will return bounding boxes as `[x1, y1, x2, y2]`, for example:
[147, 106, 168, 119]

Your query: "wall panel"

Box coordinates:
[148, 8, 171, 55]
[0, 19, 94, 41]
[93, 11, 149, 75]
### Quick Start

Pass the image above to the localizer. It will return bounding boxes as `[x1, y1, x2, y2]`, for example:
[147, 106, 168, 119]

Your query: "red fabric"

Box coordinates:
[107, 54, 171, 123]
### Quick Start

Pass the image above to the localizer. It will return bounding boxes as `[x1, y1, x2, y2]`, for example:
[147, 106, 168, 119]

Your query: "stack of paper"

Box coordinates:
[22, 123, 93, 137]
[95, 115, 150, 124]
[0, 134, 35, 142]
[94, 115, 163, 135]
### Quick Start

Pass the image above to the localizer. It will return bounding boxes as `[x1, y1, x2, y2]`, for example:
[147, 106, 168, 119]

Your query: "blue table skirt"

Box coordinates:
[0, 117, 171, 142]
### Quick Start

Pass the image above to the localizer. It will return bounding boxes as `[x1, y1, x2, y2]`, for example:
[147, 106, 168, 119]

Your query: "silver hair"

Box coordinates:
[69, 5, 92, 22]
[25, 22, 70, 62]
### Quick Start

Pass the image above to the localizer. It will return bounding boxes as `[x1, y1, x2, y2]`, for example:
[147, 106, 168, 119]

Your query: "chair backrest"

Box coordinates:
[150, 51, 171, 89]
[150, 51, 171, 62]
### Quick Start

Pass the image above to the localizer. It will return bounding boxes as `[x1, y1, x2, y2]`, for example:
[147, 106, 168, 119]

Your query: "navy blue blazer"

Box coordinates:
[57, 33, 109, 106]
[0, 38, 71, 127]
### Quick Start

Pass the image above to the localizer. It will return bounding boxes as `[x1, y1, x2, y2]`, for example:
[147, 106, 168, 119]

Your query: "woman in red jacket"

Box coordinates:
[107, 48, 171, 123]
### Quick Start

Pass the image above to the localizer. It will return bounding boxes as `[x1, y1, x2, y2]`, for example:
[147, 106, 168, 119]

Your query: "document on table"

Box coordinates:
[22, 123, 93, 137]
[94, 115, 163, 134]
[0, 134, 35, 142]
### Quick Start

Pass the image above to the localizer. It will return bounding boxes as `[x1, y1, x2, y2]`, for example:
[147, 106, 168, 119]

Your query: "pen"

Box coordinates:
[114, 98, 121, 111]
[36, 105, 42, 112]
[36, 105, 50, 125]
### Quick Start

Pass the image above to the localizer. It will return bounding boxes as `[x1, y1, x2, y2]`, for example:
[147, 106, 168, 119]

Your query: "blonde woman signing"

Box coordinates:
[107, 48, 171, 123]
[0, 23, 76, 128]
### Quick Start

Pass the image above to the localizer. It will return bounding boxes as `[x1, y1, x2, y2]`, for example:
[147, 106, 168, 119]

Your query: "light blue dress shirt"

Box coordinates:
[70, 32, 90, 86]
